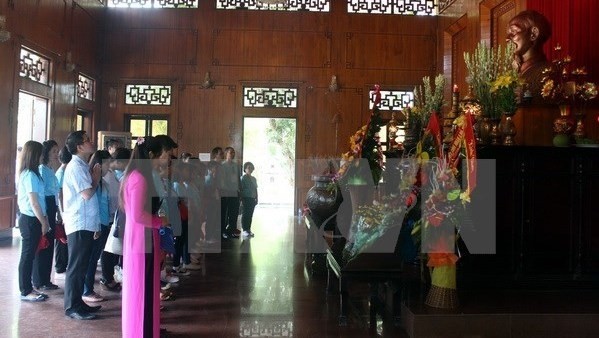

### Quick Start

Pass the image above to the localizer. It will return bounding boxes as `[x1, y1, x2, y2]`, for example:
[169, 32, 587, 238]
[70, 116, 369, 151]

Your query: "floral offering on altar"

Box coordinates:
[335, 85, 384, 186]
[464, 42, 515, 119]
[490, 69, 522, 114]
[541, 44, 598, 105]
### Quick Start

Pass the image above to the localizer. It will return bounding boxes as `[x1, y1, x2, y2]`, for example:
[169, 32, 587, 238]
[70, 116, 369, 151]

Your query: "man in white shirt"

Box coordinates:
[62, 131, 102, 320]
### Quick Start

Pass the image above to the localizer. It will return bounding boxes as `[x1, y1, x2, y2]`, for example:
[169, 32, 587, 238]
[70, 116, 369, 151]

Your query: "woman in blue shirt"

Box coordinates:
[17, 140, 50, 302]
[82, 150, 112, 303]
[33, 140, 60, 291]
[54, 146, 72, 273]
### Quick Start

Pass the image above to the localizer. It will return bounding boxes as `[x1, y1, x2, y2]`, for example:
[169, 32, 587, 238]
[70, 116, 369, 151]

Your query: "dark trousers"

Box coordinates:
[241, 197, 257, 232]
[83, 225, 110, 295]
[205, 195, 220, 241]
[64, 230, 94, 314]
[55, 240, 68, 273]
[32, 196, 57, 287]
[18, 214, 42, 296]
[143, 252, 155, 337]
[101, 251, 121, 284]
[173, 220, 190, 267]
[220, 196, 239, 235]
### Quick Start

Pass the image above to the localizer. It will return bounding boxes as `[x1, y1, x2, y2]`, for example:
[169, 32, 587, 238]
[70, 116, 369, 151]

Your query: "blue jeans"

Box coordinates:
[83, 225, 110, 296]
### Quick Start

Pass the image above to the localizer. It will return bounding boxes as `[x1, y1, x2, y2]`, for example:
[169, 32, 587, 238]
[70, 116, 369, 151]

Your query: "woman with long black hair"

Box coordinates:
[17, 140, 50, 302]
[121, 135, 176, 337]
[32, 139, 60, 291]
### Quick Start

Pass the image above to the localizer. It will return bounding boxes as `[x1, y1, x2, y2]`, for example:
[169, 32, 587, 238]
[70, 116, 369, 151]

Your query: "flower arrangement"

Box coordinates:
[464, 42, 515, 119]
[411, 74, 446, 126]
[336, 85, 384, 186]
[403, 74, 446, 151]
[409, 111, 477, 308]
[342, 193, 413, 263]
[541, 45, 598, 106]
[490, 69, 522, 114]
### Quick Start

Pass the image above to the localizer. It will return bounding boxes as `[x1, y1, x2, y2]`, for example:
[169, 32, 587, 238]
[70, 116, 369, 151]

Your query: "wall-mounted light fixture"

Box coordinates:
[328, 75, 338, 92]
[0, 15, 11, 43]
[65, 51, 76, 73]
[201, 71, 214, 89]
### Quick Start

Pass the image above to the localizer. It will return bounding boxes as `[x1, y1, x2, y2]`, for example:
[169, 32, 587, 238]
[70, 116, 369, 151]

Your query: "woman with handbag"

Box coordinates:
[101, 147, 130, 291]
[121, 135, 176, 338]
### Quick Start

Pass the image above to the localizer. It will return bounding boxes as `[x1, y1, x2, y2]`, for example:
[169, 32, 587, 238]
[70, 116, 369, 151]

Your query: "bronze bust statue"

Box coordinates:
[507, 10, 552, 104]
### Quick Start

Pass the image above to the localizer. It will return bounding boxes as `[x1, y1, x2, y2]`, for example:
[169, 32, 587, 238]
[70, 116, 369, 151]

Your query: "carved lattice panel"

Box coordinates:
[243, 87, 298, 108]
[19, 48, 50, 85]
[216, 0, 329, 11]
[369, 90, 414, 110]
[77, 74, 95, 101]
[125, 85, 172, 105]
[347, 0, 437, 15]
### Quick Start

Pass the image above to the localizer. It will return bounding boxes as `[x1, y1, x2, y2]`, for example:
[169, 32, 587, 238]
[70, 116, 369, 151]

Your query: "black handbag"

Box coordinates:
[113, 208, 125, 238]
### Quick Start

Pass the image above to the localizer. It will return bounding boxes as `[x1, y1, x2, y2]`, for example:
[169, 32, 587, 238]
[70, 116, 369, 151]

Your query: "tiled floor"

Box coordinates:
[0, 206, 406, 337]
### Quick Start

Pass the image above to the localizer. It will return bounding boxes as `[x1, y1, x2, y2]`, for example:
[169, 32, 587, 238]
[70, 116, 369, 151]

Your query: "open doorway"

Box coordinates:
[15, 91, 49, 183]
[242, 117, 296, 208]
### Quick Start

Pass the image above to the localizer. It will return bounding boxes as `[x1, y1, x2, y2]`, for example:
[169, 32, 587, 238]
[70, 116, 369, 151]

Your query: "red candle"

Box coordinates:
[453, 84, 459, 93]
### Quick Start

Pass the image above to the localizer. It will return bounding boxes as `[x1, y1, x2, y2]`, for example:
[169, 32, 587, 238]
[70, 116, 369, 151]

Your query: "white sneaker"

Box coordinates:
[172, 266, 190, 276]
[114, 266, 123, 284]
[160, 270, 180, 284]
[242, 230, 251, 237]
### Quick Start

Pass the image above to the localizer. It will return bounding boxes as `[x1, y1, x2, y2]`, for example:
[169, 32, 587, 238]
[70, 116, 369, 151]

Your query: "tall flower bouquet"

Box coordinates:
[464, 42, 515, 119]
[409, 111, 478, 308]
[336, 85, 384, 186]
[403, 74, 446, 151]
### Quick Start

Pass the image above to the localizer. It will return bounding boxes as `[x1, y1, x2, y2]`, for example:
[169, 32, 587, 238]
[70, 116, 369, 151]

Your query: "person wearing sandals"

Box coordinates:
[32, 140, 60, 292]
[17, 141, 50, 302]
[62, 131, 102, 320]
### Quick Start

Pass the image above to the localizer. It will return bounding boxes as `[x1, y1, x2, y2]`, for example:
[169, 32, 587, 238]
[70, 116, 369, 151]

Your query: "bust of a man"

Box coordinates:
[507, 10, 552, 104]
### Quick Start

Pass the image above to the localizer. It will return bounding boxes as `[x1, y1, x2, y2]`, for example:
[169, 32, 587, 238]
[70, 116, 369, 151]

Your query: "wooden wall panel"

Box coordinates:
[0, 198, 14, 231]
[72, 3, 101, 74]
[444, 15, 468, 98]
[176, 85, 238, 154]
[212, 29, 331, 68]
[345, 33, 435, 71]
[104, 28, 198, 65]
[0, 0, 103, 229]
[480, 0, 517, 47]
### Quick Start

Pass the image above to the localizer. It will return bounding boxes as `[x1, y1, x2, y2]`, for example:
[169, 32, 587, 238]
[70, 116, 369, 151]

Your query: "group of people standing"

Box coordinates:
[16, 132, 258, 337]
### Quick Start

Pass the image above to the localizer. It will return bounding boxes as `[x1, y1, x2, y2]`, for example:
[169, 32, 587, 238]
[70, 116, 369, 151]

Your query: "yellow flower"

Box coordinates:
[541, 79, 554, 98]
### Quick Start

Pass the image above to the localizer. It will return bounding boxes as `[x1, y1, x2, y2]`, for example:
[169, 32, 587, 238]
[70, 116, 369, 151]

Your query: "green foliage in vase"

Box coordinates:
[411, 74, 446, 127]
[464, 42, 515, 119]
